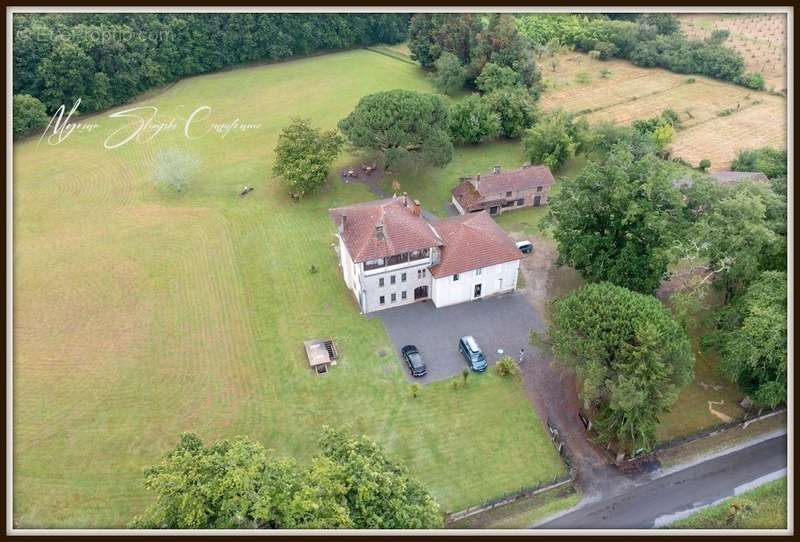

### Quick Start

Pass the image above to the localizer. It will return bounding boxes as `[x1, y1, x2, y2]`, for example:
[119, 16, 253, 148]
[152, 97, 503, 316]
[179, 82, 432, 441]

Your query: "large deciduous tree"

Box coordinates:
[338, 89, 452, 169]
[407, 13, 482, 68]
[475, 62, 523, 93]
[548, 148, 684, 293]
[430, 52, 468, 95]
[273, 118, 344, 197]
[13, 94, 49, 138]
[711, 271, 787, 408]
[484, 88, 538, 139]
[692, 181, 780, 300]
[470, 14, 540, 88]
[550, 283, 694, 452]
[318, 428, 442, 529]
[129, 433, 341, 529]
[522, 110, 588, 171]
[448, 95, 501, 145]
[131, 429, 442, 529]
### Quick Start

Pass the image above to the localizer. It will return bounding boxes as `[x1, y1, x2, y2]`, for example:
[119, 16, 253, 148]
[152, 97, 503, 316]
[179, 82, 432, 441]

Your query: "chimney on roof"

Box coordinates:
[339, 214, 347, 235]
[411, 199, 422, 217]
[376, 222, 385, 240]
[403, 192, 409, 207]
[493, 165, 501, 174]
[472, 174, 481, 189]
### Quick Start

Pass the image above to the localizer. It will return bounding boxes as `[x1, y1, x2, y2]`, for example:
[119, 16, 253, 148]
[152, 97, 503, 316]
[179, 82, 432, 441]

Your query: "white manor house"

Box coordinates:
[329, 195, 523, 314]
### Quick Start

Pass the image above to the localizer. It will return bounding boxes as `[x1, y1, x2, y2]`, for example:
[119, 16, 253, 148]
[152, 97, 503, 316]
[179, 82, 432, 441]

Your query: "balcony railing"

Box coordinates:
[363, 248, 430, 272]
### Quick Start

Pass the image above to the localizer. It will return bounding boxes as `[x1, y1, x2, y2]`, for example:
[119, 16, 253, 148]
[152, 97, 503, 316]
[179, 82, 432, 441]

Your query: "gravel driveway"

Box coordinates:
[375, 291, 545, 383]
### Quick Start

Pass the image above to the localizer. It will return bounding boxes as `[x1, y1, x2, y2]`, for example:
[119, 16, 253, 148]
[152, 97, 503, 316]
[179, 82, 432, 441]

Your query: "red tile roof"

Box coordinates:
[710, 171, 770, 184]
[452, 181, 484, 211]
[430, 211, 522, 278]
[453, 165, 555, 211]
[329, 197, 442, 263]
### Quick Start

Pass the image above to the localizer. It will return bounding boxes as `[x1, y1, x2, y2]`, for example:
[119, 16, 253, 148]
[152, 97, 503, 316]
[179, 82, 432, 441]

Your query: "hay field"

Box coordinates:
[540, 52, 786, 170]
[678, 12, 788, 93]
[12, 49, 565, 528]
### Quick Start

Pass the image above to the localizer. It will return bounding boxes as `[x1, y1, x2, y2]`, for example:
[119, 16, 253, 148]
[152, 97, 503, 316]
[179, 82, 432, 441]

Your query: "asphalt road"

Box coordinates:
[539, 435, 787, 529]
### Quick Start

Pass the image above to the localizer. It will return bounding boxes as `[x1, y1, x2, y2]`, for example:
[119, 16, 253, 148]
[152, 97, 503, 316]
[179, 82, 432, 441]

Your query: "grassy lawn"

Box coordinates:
[657, 289, 745, 442]
[667, 477, 787, 529]
[13, 48, 565, 528]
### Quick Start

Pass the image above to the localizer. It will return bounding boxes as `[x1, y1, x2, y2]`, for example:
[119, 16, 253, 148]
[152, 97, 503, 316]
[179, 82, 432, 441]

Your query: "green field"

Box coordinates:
[667, 477, 787, 529]
[13, 48, 566, 528]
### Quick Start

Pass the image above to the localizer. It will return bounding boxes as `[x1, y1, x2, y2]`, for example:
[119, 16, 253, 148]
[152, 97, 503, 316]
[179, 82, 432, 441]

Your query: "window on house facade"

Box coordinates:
[537, 186, 543, 192]
[506, 191, 512, 197]
[401, 272, 407, 282]
[379, 296, 385, 305]
[391, 293, 397, 302]
[390, 275, 396, 285]
[364, 258, 385, 270]
[378, 277, 385, 287]
[475, 268, 482, 276]
[401, 291, 407, 300]
[417, 269, 427, 279]
[517, 198, 525, 206]
[453, 273, 460, 281]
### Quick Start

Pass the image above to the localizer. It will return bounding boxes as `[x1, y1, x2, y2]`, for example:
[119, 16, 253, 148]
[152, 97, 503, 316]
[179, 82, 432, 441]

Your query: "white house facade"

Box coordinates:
[329, 195, 522, 314]
[430, 261, 519, 308]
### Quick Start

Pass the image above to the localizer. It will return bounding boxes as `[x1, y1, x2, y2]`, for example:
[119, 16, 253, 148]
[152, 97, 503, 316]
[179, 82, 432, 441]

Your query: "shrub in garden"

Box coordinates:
[494, 356, 520, 377]
[13, 94, 48, 138]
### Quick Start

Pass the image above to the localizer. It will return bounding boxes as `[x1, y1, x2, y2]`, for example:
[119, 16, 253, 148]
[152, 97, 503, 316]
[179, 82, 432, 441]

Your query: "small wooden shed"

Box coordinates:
[304, 339, 338, 374]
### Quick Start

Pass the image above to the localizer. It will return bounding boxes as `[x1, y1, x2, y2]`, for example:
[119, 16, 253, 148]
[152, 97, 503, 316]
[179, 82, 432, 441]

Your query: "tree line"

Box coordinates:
[12, 12, 410, 137]
[517, 13, 766, 90]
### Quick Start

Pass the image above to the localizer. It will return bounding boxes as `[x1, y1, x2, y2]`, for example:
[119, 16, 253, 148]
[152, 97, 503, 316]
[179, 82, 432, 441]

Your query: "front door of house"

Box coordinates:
[414, 286, 428, 300]
[474, 283, 482, 298]
[533, 195, 542, 207]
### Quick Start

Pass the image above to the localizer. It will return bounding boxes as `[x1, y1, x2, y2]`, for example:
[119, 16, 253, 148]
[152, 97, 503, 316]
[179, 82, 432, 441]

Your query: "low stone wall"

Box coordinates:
[445, 477, 573, 525]
[655, 407, 786, 453]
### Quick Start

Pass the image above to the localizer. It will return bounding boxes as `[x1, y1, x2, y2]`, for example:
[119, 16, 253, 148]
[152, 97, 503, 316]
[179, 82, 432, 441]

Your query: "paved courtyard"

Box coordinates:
[376, 291, 546, 383]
